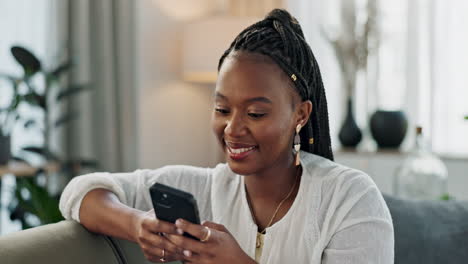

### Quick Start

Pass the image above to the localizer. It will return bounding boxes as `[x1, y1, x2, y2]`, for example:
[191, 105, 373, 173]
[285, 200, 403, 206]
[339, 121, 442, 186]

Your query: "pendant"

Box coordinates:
[256, 233, 263, 248]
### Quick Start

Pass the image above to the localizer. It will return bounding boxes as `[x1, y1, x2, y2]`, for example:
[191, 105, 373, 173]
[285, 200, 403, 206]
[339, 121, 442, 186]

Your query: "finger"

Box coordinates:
[180, 251, 208, 263]
[142, 244, 186, 262]
[143, 250, 185, 263]
[142, 217, 180, 235]
[165, 233, 207, 255]
[202, 221, 229, 233]
[139, 230, 183, 254]
[175, 219, 210, 241]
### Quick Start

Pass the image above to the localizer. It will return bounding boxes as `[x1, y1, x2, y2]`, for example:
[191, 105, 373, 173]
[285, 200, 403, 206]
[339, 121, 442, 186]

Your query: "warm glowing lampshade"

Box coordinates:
[182, 16, 258, 83]
[153, 0, 218, 21]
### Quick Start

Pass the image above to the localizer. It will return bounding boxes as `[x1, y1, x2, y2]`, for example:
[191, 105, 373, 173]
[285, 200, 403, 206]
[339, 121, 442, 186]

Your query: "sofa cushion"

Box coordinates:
[383, 194, 468, 264]
[0, 221, 120, 264]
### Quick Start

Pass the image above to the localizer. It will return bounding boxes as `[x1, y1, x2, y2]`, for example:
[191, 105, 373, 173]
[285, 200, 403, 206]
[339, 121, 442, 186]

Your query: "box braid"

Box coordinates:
[218, 9, 334, 161]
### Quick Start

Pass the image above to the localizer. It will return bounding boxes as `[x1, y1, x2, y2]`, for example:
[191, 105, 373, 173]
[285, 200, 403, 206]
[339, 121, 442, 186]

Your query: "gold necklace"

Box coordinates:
[245, 167, 301, 248]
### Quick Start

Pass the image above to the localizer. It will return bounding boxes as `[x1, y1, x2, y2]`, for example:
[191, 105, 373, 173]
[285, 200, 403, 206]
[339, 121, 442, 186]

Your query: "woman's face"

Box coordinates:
[212, 52, 311, 176]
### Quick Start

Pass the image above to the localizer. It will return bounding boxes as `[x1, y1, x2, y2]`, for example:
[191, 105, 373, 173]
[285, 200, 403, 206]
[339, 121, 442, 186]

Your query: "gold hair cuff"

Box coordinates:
[291, 74, 297, 82]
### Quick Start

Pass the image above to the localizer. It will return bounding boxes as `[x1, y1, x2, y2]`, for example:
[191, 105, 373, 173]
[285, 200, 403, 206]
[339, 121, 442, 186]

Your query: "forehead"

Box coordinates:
[215, 53, 296, 104]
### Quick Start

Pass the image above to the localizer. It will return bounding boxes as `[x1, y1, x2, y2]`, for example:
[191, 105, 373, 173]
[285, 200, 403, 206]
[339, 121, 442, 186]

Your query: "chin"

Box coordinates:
[225, 159, 261, 176]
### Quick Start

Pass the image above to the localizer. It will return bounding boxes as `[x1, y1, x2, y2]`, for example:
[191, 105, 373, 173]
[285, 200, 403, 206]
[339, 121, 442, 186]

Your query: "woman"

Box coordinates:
[59, 9, 394, 264]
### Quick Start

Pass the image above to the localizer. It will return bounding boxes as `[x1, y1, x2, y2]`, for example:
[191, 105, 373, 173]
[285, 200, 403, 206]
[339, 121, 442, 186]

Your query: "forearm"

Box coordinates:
[79, 188, 144, 242]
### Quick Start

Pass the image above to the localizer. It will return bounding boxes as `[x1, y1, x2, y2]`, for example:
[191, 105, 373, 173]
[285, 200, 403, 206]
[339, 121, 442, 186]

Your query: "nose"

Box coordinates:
[224, 111, 247, 138]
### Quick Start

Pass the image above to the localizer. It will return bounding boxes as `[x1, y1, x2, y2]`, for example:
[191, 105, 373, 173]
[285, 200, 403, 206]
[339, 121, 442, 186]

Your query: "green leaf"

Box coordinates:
[15, 177, 64, 225]
[56, 84, 90, 101]
[11, 155, 30, 164]
[440, 193, 451, 200]
[22, 146, 59, 161]
[24, 119, 37, 128]
[54, 112, 78, 127]
[8, 94, 22, 111]
[22, 92, 46, 110]
[10, 46, 41, 77]
[22, 146, 45, 155]
[50, 61, 73, 79]
[464, 116, 468, 120]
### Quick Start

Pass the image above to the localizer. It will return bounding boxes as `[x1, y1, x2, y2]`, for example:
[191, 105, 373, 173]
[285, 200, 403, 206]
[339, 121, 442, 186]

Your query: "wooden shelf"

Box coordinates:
[0, 161, 60, 178]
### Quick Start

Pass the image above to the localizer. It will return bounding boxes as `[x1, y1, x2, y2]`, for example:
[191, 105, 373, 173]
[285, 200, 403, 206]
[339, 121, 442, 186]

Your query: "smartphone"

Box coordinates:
[149, 182, 200, 240]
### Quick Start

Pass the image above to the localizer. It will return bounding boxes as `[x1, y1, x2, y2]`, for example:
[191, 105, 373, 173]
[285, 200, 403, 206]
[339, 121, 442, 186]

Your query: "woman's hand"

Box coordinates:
[133, 209, 185, 263]
[166, 219, 256, 264]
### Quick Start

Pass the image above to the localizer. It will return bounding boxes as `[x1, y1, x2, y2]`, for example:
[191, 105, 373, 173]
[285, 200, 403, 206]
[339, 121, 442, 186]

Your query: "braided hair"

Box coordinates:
[217, 9, 334, 161]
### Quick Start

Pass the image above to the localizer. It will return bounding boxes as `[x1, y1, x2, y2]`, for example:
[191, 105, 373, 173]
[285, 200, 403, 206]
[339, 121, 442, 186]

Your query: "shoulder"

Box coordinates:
[301, 151, 389, 219]
[301, 151, 377, 195]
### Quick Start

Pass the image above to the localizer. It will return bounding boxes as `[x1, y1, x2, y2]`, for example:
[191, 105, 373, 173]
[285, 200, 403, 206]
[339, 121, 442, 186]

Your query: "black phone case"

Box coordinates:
[149, 183, 200, 240]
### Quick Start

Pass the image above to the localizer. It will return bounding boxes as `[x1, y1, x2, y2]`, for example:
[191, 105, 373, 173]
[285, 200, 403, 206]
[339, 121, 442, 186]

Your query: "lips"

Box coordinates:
[224, 140, 258, 161]
[225, 140, 256, 148]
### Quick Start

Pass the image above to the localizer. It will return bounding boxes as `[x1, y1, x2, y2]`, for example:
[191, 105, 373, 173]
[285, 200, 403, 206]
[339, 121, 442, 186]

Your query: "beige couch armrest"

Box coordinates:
[0, 221, 121, 264]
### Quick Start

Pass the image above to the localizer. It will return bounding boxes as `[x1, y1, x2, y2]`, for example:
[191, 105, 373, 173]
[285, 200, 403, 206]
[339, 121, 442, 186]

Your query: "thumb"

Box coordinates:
[202, 221, 229, 233]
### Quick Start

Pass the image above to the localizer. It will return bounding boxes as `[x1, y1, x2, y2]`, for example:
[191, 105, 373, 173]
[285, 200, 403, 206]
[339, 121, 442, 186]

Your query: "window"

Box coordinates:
[301, 0, 468, 156]
[0, 0, 53, 153]
[0, 0, 53, 235]
[429, 0, 468, 156]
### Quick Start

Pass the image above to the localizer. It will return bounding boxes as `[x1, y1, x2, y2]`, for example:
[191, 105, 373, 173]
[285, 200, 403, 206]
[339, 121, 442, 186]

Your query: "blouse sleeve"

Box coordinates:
[59, 165, 213, 223]
[321, 170, 394, 264]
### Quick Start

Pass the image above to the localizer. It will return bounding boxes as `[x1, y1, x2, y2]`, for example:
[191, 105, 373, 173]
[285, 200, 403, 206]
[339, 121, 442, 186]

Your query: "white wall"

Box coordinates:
[135, 1, 221, 169]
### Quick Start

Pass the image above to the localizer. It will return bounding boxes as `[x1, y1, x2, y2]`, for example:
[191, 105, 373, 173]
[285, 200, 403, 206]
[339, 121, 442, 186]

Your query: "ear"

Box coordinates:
[296, 100, 312, 128]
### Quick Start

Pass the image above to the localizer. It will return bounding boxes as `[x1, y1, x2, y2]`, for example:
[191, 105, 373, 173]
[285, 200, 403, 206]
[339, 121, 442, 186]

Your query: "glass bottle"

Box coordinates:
[394, 126, 449, 200]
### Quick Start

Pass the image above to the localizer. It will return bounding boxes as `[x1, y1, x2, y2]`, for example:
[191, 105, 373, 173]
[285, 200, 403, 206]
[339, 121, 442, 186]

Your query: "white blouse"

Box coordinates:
[59, 151, 394, 263]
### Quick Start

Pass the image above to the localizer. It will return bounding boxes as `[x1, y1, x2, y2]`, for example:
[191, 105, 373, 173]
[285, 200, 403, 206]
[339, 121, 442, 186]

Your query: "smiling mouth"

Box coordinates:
[227, 145, 256, 154]
[224, 141, 258, 160]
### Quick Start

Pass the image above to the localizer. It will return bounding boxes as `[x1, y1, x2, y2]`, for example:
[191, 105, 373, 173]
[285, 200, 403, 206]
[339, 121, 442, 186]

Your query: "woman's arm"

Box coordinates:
[58, 166, 213, 262]
[320, 172, 394, 263]
[79, 188, 187, 262]
[78, 188, 144, 241]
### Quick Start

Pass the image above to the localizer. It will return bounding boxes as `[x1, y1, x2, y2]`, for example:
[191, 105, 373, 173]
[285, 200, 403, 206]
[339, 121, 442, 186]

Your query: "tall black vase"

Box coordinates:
[0, 133, 11, 165]
[338, 98, 362, 148]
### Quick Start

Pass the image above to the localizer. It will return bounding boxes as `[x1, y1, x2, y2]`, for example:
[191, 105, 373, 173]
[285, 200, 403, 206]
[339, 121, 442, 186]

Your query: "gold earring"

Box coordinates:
[293, 124, 301, 166]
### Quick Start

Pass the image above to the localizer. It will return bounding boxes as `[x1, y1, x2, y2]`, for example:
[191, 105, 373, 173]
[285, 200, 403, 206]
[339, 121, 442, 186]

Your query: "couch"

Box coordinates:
[1, 195, 468, 264]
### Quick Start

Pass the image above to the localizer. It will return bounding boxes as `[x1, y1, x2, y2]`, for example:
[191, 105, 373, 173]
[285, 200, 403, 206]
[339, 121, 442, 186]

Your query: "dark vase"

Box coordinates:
[370, 110, 408, 149]
[338, 98, 362, 148]
[0, 133, 11, 165]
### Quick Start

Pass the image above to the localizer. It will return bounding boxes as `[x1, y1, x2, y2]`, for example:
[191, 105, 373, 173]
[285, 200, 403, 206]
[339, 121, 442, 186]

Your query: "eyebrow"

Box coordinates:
[215, 92, 272, 104]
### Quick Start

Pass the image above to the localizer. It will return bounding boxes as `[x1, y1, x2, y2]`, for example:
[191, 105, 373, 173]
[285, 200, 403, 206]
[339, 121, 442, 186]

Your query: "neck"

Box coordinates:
[244, 153, 300, 204]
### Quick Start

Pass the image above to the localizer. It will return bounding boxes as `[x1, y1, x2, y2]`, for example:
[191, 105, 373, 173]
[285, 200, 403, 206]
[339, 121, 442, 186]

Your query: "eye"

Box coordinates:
[215, 108, 230, 114]
[248, 113, 266, 119]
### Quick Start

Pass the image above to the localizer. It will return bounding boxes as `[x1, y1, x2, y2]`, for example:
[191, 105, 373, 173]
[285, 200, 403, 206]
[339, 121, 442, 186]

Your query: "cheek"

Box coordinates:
[211, 114, 224, 140]
[255, 121, 292, 151]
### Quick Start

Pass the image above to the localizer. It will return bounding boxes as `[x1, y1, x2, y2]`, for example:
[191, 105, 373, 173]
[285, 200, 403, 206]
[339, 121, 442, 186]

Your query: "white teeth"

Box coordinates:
[228, 146, 255, 154]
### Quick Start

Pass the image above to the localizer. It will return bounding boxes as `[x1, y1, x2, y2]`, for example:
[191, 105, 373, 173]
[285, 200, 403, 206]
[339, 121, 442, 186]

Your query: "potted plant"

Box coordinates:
[1, 46, 98, 228]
